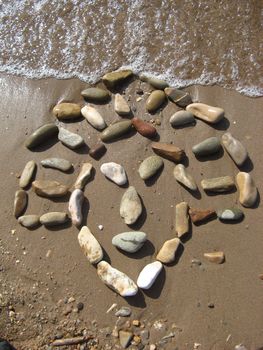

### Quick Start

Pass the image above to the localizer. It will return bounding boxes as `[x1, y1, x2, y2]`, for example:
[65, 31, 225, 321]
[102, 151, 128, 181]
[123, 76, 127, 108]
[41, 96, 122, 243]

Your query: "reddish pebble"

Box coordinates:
[132, 117, 157, 138]
[189, 208, 216, 224]
[89, 143, 107, 160]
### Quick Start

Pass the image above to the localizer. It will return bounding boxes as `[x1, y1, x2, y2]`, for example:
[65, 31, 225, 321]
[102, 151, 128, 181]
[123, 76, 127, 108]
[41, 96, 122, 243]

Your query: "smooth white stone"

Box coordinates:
[78, 226, 103, 264]
[68, 189, 84, 226]
[81, 105, 106, 130]
[137, 261, 163, 289]
[100, 162, 127, 186]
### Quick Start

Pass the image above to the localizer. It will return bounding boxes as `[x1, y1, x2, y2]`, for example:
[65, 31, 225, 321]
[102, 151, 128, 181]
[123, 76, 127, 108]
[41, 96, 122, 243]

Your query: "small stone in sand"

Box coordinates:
[138, 155, 164, 180]
[100, 120, 133, 142]
[189, 208, 216, 224]
[81, 87, 110, 102]
[58, 127, 84, 149]
[192, 137, 221, 157]
[114, 93, 131, 116]
[137, 261, 163, 289]
[175, 202, 189, 238]
[53, 102, 81, 120]
[25, 123, 58, 149]
[115, 307, 132, 317]
[18, 215, 40, 228]
[100, 162, 127, 186]
[151, 142, 185, 162]
[40, 212, 68, 226]
[32, 180, 69, 198]
[78, 226, 103, 264]
[120, 186, 142, 225]
[186, 103, 224, 124]
[169, 110, 195, 127]
[68, 189, 84, 227]
[14, 190, 28, 218]
[236, 172, 258, 207]
[81, 105, 106, 130]
[204, 252, 225, 264]
[112, 231, 147, 253]
[41, 158, 72, 172]
[146, 90, 166, 113]
[222, 132, 248, 166]
[217, 208, 244, 221]
[19, 160, 36, 188]
[173, 164, 197, 191]
[119, 330, 133, 349]
[201, 176, 236, 193]
[74, 162, 93, 190]
[156, 238, 181, 264]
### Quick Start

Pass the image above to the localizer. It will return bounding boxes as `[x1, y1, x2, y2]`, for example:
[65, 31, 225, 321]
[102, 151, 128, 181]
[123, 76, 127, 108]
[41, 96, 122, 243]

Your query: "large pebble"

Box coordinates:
[18, 215, 40, 228]
[151, 142, 185, 162]
[32, 180, 69, 198]
[169, 110, 195, 127]
[74, 162, 93, 190]
[137, 261, 163, 289]
[192, 137, 221, 157]
[68, 189, 84, 226]
[25, 124, 58, 149]
[217, 208, 244, 221]
[89, 143, 107, 160]
[175, 202, 189, 238]
[41, 158, 72, 172]
[164, 87, 192, 107]
[146, 90, 166, 113]
[112, 231, 147, 253]
[236, 172, 258, 207]
[100, 120, 132, 142]
[97, 261, 138, 296]
[81, 87, 110, 102]
[78, 226, 103, 264]
[186, 103, 224, 124]
[19, 160, 36, 188]
[173, 164, 197, 191]
[81, 105, 106, 130]
[100, 162, 127, 186]
[132, 117, 157, 138]
[138, 155, 164, 180]
[102, 70, 133, 89]
[114, 94, 131, 116]
[204, 252, 225, 264]
[222, 132, 248, 166]
[189, 208, 216, 224]
[201, 176, 236, 193]
[156, 238, 181, 264]
[40, 212, 68, 226]
[120, 186, 142, 225]
[58, 127, 84, 149]
[14, 190, 28, 218]
[53, 103, 81, 120]
[140, 75, 168, 90]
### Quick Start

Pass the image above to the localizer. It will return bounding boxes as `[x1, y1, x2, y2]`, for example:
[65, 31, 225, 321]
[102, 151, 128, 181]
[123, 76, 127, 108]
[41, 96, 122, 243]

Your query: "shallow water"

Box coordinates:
[0, 0, 262, 96]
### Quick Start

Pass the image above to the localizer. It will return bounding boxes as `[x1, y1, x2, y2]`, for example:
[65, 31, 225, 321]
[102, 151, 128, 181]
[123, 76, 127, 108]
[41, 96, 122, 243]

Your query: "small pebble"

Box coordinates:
[192, 137, 222, 157]
[19, 160, 36, 188]
[115, 307, 132, 317]
[146, 90, 166, 113]
[138, 155, 164, 180]
[100, 162, 127, 186]
[81, 105, 106, 130]
[204, 251, 225, 264]
[173, 164, 197, 191]
[14, 190, 28, 218]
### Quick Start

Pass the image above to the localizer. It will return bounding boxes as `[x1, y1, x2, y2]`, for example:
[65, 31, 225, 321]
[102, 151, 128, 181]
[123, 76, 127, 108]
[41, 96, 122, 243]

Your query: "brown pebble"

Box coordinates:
[89, 143, 107, 159]
[133, 335, 141, 343]
[204, 251, 225, 264]
[132, 320, 140, 327]
[151, 142, 185, 162]
[189, 208, 216, 224]
[132, 117, 157, 138]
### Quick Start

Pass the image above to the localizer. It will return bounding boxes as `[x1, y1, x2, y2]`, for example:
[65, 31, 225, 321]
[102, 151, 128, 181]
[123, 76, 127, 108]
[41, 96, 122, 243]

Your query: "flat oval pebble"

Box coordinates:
[204, 252, 225, 264]
[41, 158, 72, 172]
[151, 142, 185, 162]
[100, 162, 127, 186]
[18, 215, 40, 228]
[78, 226, 103, 264]
[115, 307, 131, 317]
[14, 190, 28, 218]
[81, 105, 106, 130]
[146, 90, 166, 113]
[19, 160, 36, 188]
[156, 238, 181, 264]
[164, 87, 192, 107]
[81, 87, 110, 102]
[192, 137, 221, 157]
[112, 231, 147, 253]
[222, 132, 248, 166]
[217, 208, 244, 221]
[173, 164, 197, 191]
[102, 70, 133, 89]
[189, 208, 216, 224]
[58, 127, 84, 149]
[175, 202, 189, 238]
[120, 186, 142, 225]
[53, 103, 81, 120]
[201, 176, 236, 192]
[140, 75, 168, 90]
[132, 117, 157, 138]
[97, 261, 138, 297]
[68, 189, 84, 226]
[74, 162, 93, 190]
[100, 120, 132, 142]
[89, 143, 107, 160]
[186, 103, 224, 124]
[236, 172, 258, 207]
[32, 180, 69, 198]
[40, 212, 68, 226]
[138, 155, 163, 180]
[137, 261, 163, 289]
[169, 110, 195, 127]
[25, 123, 58, 149]
[114, 94, 131, 116]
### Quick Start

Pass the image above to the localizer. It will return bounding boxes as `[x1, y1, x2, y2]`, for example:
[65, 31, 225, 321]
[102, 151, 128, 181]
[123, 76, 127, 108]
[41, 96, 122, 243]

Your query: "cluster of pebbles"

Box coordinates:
[14, 70, 258, 301]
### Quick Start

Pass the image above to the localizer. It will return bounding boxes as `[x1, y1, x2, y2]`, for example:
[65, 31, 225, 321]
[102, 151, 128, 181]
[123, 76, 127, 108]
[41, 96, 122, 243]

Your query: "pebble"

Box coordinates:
[32, 180, 69, 198]
[175, 202, 189, 238]
[189, 208, 216, 224]
[169, 110, 195, 127]
[217, 208, 244, 221]
[78, 226, 103, 264]
[114, 94, 131, 116]
[120, 186, 142, 225]
[186, 103, 224, 124]
[119, 330, 133, 349]
[81, 105, 106, 130]
[68, 189, 84, 226]
[164, 87, 192, 107]
[19, 160, 36, 188]
[132, 117, 157, 138]
[156, 238, 181, 264]
[201, 176, 236, 192]
[139, 75, 168, 90]
[53, 102, 81, 120]
[192, 137, 222, 157]
[222, 132, 248, 166]
[236, 172, 258, 207]
[100, 120, 133, 142]
[41, 158, 72, 172]
[204, 251, 225, 264]
[40, 212, 68, 226]
[146, 90, 166, 113]
[25, 123, 58, 149]
[102, 70, 133, 89]
[14, 190, 28, 218]
[18, 215, 40, 228]
[81, 87, 110, 102]
[89, 143, 107, 159]
[58, 127, 84, 149]
[151, 142, 185, 163]
[115, 307, 132, 317]
[97, 261, 138, 296]
[100, 162, 127, 186]
[173, 164, 197, 191]
[74, 162, 93, 190]
[112, 231, 147, 253]
[138, 155, 164, 180]
[137, 261, 163, 289]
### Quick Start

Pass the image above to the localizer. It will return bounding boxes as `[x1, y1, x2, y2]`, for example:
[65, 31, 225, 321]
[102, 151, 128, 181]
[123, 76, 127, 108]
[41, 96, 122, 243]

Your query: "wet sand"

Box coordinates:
[0, 72, 263, 349]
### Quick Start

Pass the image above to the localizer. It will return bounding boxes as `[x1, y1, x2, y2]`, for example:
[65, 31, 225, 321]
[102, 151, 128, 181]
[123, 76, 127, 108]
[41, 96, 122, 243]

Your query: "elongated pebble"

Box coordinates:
[100, 120, 132, 142]
[222, 132, 248, 166]
[40, 212, 68, 226]
[81, 105, 106, 130]
[217, 208, 244, 221]
[137, 261, 163, 289]
[201, 176, 235, 193]
[32, 180, 69, 198]
[53, 103, 81, 120]
[19, 160, 36, 188]
[164, 87, 192, 107]
[100, 162, 127, 186]
[78, 226, 103, 264]
[146, 90, 166, 113]
[41, 158, 72, 172]
[74, 163, 93, 190]
[192, 137, 221, 157]
[169, 110, 195, 127]
[204, 252, 225, 264]
[175, 202, 189, 238]
[139, 75, 168, 90]
[25, 124, 58, 149]
[189, 208, 216, 224]
[151, 142, 185, 162]
[132, 117, 157, 138]
[186, 103, 224, 124]
[14, 190, 28, 218]
[114, 94, 131, 116]
[102, 70, 133, 89]
[156, 238, 181, 264]
[68, 189, 84, 226]
[236, 172, 258, 207]
[173, 164, 197, 191]
[81, 87, 110, 102]
[18, 215, 40, 228]
[138, 156, 163, 180]
[120, 186, 142, 225]
[58, 127, 84, 149]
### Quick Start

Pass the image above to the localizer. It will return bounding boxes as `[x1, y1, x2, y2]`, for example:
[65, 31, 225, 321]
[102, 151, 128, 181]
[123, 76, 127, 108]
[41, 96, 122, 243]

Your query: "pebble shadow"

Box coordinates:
[194, 147, 224, 162]
[29, 137, 59, 152]
[125, 289, 146, 309]
[180, 221, 193, 244]
[238, 156, 254, 172]
[203, 116, 230, 131]
[143, 267, 166, 299]
[181, 154, 190, 168]
[177, 183, 202, 200]
[0, 340, 17, 350]
[129, 197, 147, 230]
[45, 219, 72, 232]
[144, 166, 164, 187]
[218, 216, 244, 225]
[71, 143, 90, 155]
[81, 197, 90, 226]
[192, 214, 217, 227]
[164, 243, 185, 267]
[50, 192, 71, 203]
[104, 75, 136, 94]
[203, 187, 237, 196]
[116, 240, 155, 260]
[101, 128, 137, 144]
[249, 190, 260, 209]
[171, 121, 197, 130]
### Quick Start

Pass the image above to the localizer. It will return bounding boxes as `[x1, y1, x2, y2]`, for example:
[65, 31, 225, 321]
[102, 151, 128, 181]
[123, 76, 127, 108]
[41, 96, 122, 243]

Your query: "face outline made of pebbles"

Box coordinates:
[100, 162, 127, 186]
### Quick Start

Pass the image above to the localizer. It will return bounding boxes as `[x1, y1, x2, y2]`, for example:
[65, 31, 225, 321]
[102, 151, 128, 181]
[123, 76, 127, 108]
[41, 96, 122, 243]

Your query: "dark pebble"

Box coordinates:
[89, 143, 107, 160]
[77, 302, 84, 311]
